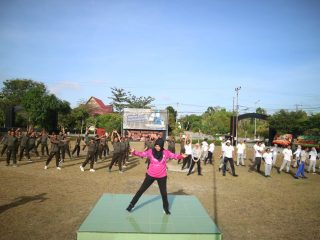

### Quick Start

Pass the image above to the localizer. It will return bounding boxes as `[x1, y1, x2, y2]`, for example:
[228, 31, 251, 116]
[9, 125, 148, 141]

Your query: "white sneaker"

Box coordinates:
[119, 170, 124, 174]
[89, 169, 95, 172]
[56, 167, 61, 170]
[80, 166, 84, 172]
[44, 165, 48, 170]
[28, 159, 33, 162]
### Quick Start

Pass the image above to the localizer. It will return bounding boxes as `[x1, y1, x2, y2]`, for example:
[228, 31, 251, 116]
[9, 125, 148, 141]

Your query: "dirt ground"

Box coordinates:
[0, 142, 320, 240]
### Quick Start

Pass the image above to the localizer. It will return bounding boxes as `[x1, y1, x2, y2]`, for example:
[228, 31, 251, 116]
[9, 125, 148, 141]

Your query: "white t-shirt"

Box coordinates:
[272, 147, 278, 157]
[223, 145, 234, 158]
[237, 143, 244, 154]
[185, 143, 193, 155]
[208, 143, 215, 153]
[201, 141, 208, 151]
[254, 145, 263, 158]
[309, 149, 318, 161]
[263, 152, 273, 165]
[282, 148, 293, 161]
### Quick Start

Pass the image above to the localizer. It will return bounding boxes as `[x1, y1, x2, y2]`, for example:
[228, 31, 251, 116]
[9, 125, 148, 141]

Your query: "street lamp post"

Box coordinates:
[254, 100, 260, 139]
[235, 86, 241, 145]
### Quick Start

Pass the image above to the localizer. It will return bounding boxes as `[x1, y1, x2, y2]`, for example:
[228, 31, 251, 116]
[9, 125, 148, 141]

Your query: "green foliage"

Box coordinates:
[166, 106, 177, 134]
[95, 113, 122, 133]
[109, 87, 155, 112]
[1, 79, 46, 106]
[201, 107, 232, 135]
[269, 110, 308, 136]
[22, 88, 71, 129]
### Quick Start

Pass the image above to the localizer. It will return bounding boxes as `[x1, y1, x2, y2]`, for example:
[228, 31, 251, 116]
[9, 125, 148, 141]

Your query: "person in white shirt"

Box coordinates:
[222, 140, 238, 177]
[219, 139, 226, 171]
[204, 141, 215, 165]
[201, 139, 209, 162]
[294, 147, 308, 179]
[236, 140, 245, 166]
[279, 145, 293, 173]
[293, 145, 302, 168]
[181, 138, 193, 170]
[263, 148, 273, 177]
[272, 144, 278, 166]
[249, 141, 263, 173]
[307, 147, 318, 174]
[242, 140, 247, 160]
[187, 143, 203, 176]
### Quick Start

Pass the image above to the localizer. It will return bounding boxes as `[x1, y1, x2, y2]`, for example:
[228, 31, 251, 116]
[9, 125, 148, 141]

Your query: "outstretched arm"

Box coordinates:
[130, 147, 150, 158]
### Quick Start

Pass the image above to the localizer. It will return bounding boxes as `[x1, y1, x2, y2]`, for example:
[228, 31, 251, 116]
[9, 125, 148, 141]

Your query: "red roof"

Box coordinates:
[86, 97, 113, 115]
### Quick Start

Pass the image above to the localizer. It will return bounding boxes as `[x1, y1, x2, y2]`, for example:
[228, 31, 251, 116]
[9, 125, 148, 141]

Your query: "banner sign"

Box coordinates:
[123, 108, 168, 131]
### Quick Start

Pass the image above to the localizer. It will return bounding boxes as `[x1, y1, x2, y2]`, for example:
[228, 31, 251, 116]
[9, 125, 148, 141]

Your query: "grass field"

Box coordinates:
[0, 142, 320, 240]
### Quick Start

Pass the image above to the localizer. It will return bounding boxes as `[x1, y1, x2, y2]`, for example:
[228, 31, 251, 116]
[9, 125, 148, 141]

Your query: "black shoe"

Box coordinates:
[198, 173, 203, 176]
[222, 173, 226, 176]
[187, 172, 191, 176]
[302, 176, 308, 179]
[164, 209, 171, 215]
[233, 174, 238, 177]
[294, 176, 299, 179]
[126, 203, 134, 212]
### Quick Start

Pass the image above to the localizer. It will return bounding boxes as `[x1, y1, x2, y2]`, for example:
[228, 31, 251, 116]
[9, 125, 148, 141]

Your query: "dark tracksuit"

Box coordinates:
[58, 135, 64, 162]
[123, 140, 130, 165]
[19, 134, 30, 161]
[46, 139, 61, 167]
[40, 134, 49, 156]
[82, 142, 97, 169]
[168, 140, 176, 153]
[109, 142, 123, 171]
[61, 139, 71, 161]
[6, 135, 17, 165]
[28, 137, 39, 157]
[94, 138, 100, 162]
[72, 136, 81, 157]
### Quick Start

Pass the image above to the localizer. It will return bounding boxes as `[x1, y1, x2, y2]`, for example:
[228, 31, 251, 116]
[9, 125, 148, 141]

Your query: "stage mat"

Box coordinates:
[77, 193, 221, 240]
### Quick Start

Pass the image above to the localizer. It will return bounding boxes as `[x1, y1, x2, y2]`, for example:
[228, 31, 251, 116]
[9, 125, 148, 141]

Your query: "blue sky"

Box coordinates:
[1, 0, 320, 116]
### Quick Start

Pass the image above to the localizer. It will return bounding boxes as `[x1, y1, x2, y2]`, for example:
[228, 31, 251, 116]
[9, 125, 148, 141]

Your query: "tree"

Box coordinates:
[108, 87, 155, 112]
[1, 79, 46, 106]
[96, 113, 122, 133]
[166, 106, 177, 134]
[269, 110, 308, 136]
[22, 87, 71, 130]
[179, 114, 202, 131]
[201, 108, 232, 135]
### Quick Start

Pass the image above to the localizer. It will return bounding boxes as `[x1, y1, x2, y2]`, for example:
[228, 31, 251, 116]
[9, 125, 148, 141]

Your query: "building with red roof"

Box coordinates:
[86, 97, 113, 115]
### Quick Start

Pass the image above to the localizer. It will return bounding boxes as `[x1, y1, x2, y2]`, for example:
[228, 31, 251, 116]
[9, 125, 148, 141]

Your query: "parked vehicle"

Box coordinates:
[272, 134, 293, 147]
[293, 135, 320, 150]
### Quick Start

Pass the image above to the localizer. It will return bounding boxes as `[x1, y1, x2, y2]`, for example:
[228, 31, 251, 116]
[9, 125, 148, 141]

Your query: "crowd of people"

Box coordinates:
[1, 128, 319, 180]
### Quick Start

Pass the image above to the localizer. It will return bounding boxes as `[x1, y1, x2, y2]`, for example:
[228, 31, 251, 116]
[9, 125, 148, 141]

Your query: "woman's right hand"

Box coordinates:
[130, 147, 135, 153]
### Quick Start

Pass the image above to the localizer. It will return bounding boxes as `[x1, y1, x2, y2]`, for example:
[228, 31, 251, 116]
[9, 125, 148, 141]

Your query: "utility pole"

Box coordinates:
[176, 102, 179, 124]
[294, 104, 302, 111]
[235, 86, 241, 145]
[232, 97, 235, 145]
[254, 100, 260, 139]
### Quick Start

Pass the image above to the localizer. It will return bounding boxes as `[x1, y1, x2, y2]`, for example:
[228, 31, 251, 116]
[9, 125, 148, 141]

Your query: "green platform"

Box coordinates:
[77, 194, 221, 240]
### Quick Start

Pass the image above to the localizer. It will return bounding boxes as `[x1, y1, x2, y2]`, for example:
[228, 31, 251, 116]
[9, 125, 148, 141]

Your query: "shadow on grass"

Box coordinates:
[0, 193, 48, 214]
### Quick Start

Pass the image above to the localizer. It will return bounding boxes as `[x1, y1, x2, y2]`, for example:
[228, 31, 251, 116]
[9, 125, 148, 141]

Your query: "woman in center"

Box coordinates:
[126, 138, 185, 215]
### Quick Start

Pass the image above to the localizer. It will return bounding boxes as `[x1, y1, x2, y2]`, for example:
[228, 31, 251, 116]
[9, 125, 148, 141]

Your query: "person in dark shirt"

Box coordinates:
[72, 133, 81, 157]
[44, 133, 63, 170]
[80, 137, 97, 172]
[108, 130, 123, 173]
[6, 130, 18, 166]
[28, 132, 40, 161]
[19, 132, 30, 161]
[40, 130, 49, 156]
